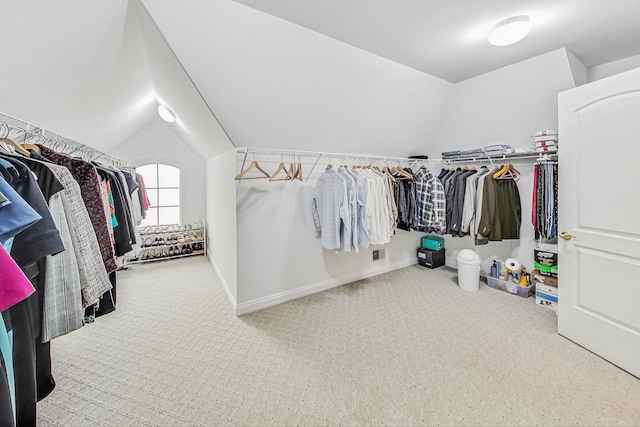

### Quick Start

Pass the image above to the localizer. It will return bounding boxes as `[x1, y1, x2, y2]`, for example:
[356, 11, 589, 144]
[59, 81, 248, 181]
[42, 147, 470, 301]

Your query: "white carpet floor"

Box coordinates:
[37, 256, 640, 426]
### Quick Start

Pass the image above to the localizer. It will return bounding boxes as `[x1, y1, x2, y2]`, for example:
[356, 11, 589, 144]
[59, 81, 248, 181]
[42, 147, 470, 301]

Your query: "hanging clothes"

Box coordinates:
[532, 161, 558, 241]
[36, 145, 119, 274]
[313, 165, 402, 251]
[312, 167, 350, 251]
[0, 156, 65, 425]
[394, 168, 417, 232]
[460, 166, 490, 236]
[476, 173, 522, 243]
[336, 167, 358, 253]
[449, 168, 477, 236]
[0, 113, 134, 425]
[136, 172, 150, 217]
[413, 166, 446, 234]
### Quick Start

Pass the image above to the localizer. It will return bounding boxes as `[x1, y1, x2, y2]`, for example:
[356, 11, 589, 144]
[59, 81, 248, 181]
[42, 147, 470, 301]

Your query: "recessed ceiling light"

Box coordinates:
[488, 15, 532, 47]
[157, 104, 177, 123]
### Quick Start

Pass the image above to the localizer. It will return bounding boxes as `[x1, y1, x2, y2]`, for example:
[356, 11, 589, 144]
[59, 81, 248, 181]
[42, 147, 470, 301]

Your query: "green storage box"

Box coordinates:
[422, 235, 444, 251]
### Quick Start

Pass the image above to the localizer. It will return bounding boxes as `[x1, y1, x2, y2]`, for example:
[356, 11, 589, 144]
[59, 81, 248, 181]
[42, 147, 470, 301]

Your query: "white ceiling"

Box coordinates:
[232, 0, 640, 83]
[0, 0, 156, 152]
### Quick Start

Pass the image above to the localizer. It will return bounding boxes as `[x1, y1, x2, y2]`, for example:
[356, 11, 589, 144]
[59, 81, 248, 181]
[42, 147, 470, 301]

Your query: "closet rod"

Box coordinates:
[237, 147, 557, 164]
[237, 147, 430, 180]
[0, 111, 128, 168]
[236, 146, 426, 163]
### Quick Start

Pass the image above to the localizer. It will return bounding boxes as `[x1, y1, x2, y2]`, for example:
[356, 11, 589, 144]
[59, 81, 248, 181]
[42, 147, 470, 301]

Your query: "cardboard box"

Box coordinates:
[531, 269, 558, 287]
[536, 282, 558, 296]
[417, 248, 445, 269]
[536, 289, 558, 311]
[534, 248, 558, 277]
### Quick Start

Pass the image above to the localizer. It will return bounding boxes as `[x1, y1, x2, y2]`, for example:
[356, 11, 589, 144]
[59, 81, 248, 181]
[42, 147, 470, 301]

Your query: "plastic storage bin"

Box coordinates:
[486, 276, 535, 298]
[421, 235, 445, 251]
[417, 248, 445, 269]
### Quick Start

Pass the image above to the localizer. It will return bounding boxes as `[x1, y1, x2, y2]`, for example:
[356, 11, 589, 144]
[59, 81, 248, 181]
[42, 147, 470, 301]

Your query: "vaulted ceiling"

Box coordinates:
[0, 0, 639, 160]
[232, 0, 640, 83]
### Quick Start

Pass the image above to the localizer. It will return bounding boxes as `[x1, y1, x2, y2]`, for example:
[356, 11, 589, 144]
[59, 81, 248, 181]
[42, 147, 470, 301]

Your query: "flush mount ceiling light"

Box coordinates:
[157, 104, 177, 123]
[488, 15, 532, 46]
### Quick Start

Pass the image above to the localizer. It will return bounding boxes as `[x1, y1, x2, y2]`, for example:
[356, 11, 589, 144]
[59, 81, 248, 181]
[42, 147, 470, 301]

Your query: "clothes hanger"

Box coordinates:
[382, 162, 396, 182]
[294, 155, 303, 181]
[1, 136, 31, 156]
[399, 165, 413, 179]
[0, 123, 12, 153]
[325, 156, 333, 170]
[1, 127, 31, 156]
[502, 164, 520, 179]
[269, 156, 290, 181]
[492, 164, 509, 179]
[22, 133, 42, 154]
[494, 163, 520, 179]
[234, 157, 270, 180]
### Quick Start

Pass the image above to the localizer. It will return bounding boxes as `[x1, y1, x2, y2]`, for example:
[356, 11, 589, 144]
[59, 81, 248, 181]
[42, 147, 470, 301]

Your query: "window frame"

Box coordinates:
[137, 163, 182, 226]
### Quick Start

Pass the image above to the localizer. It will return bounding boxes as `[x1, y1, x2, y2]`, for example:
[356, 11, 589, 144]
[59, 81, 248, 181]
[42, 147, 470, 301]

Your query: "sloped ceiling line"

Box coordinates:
[133, 0, 236, 160]
[139, 0, 452, 158]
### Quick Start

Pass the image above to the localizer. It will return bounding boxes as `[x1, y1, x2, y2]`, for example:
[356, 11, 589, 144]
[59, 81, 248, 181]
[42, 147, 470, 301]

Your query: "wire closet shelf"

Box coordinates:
[236, 147, 557, 180]
[0, 111, 127, 168]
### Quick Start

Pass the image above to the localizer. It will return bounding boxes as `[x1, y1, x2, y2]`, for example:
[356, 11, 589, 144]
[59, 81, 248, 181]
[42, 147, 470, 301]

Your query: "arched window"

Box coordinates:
[136, 163, 181, 226]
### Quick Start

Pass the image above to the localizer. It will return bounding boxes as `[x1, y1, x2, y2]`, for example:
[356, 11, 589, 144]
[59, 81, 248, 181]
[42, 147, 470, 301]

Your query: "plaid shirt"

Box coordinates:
[413, 167, 446, 233]
[42, 193, 84, 342]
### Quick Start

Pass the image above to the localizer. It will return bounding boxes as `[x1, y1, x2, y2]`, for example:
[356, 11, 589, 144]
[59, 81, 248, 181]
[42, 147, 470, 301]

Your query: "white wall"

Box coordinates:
[139, 0, 453, 157]
[206, 149, 238, 307]
[588, 54, 640, 82]
[109, 119, 206, 225]
[432, 48, 576, 272]
[217, 49, 580, 314]
[234, 155, 421, 313]
[566, 49, 588, 87]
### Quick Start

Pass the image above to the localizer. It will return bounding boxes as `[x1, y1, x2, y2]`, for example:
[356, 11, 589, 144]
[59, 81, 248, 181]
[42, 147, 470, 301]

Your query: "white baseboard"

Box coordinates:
[235, 257, 418, 316]
[208, 253, 238, 312]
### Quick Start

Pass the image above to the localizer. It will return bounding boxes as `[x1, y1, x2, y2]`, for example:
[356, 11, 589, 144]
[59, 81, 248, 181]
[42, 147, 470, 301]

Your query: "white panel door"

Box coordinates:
[558, 67, 640, 378]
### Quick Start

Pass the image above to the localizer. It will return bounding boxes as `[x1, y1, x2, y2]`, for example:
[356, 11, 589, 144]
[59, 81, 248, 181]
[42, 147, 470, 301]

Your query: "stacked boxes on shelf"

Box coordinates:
[532, 130, 558, 153]
[533, 246, 558, 310]
[417, 235, 445, 269]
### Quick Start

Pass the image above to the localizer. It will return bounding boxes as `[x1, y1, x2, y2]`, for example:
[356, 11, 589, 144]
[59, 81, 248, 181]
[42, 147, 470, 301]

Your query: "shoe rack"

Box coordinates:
[126, 220, 207, 264]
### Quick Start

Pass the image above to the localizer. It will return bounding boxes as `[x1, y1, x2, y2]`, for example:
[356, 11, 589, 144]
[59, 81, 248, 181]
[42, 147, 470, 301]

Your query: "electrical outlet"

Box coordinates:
[372, 249, 385, 261]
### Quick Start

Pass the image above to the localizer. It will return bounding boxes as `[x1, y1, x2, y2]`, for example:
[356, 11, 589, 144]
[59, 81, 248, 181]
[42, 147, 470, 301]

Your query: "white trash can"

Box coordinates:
[457, 249, 482, 293]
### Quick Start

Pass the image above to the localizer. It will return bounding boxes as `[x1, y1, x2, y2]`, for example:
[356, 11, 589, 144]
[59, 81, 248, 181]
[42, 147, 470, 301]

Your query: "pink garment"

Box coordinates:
[532, 164, 538, 228]
[136, 173, 150, 211]
[0, 246, 35, 311]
